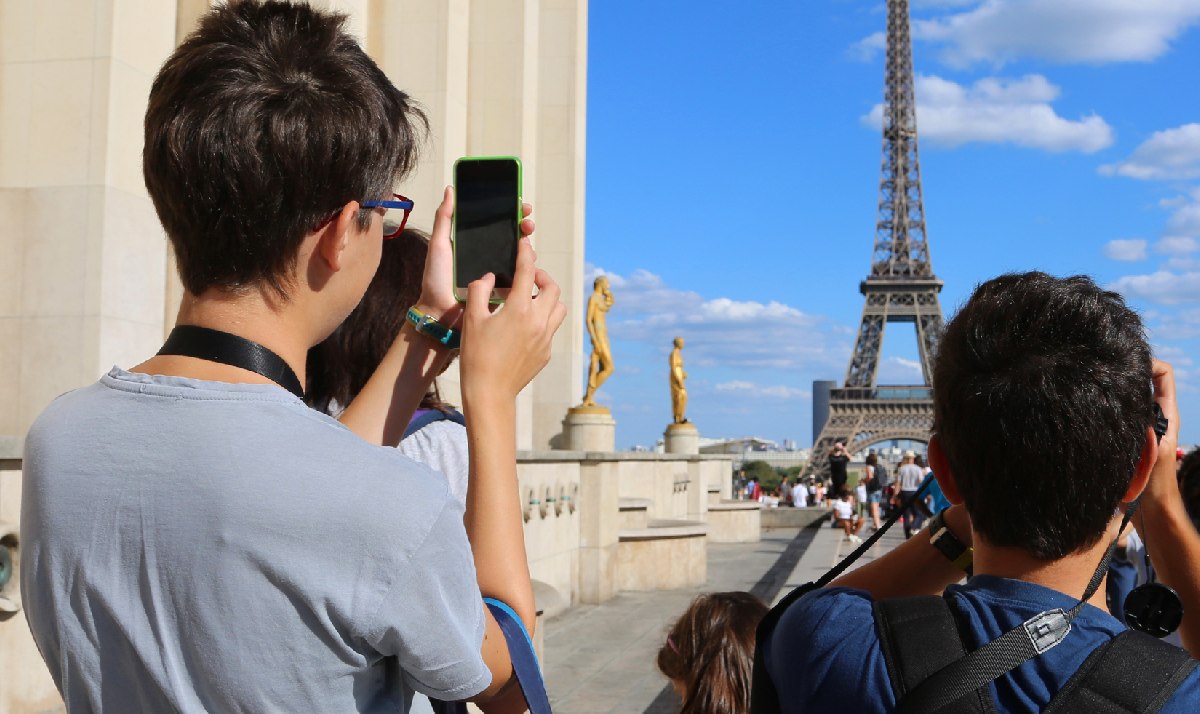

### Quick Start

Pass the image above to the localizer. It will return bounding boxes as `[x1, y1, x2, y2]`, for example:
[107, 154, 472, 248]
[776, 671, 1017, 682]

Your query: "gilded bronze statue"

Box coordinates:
[581, 276, 614, 406]
[670, 336, 688, 423]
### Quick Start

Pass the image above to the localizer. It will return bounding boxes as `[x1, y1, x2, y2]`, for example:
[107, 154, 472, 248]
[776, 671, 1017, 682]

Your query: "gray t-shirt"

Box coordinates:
[399, 421, 469, 510]
[21, 368, 490, 712]
[897, 463, 925, 491]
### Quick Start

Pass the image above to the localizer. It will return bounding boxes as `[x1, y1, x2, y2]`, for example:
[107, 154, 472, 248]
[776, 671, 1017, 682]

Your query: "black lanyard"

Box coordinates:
[158, 325, 304, 400]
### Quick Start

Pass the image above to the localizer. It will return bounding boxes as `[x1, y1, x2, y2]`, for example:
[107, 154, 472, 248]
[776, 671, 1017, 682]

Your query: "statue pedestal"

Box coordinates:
[664, 422, 699, 455]
[563, 406, 616, 452]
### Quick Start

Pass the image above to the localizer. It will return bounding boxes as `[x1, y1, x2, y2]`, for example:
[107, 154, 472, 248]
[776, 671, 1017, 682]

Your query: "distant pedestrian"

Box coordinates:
[864, 454, 884, 529]
[832, 487, 864, 544]
[793, 479, 808, 508]
[894, 450, 932, 538]
[658, 592, 767, 714]
[828, 440, 851, 495]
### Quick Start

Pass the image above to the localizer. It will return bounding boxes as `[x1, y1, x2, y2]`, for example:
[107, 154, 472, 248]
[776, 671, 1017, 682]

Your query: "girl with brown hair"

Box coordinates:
[657, 591, 769, 714]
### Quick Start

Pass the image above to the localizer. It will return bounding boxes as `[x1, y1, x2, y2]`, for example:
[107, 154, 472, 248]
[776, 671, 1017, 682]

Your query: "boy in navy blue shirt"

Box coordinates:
[761, 272, 1200, 712]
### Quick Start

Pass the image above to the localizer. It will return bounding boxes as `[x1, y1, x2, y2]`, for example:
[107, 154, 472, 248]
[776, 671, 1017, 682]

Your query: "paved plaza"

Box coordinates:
[542, 515, 908, 713]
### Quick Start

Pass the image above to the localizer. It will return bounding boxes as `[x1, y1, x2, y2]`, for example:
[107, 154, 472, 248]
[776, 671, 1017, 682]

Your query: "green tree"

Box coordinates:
[743, 460, 782, 493]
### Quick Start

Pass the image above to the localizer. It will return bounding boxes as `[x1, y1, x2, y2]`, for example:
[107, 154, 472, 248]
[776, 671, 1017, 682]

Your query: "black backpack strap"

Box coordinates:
[875, 597, 995, 713]
[403, 408, 466, 440]
[1044, 630, 1197, 714]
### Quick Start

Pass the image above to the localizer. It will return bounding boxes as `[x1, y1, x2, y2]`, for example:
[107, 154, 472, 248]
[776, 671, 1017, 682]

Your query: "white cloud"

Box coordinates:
[862, 74, 1114, 153]
[1155, 236, 1200, 255]
[913, 0, 1200, 67]
[849, 31, 886, 62]
[1165, 255, 1200, 271]
[1109, 271, 1200, 305]
[714, 381, 811, 400]
[1167, 188, 1200, 237]
[914, 0, 983, 7]
[586, 264, 851, 372]
[1105, 238, 1149, 262]
[1100, 124, 1200, 180]
[1154, 344, 1196, 367]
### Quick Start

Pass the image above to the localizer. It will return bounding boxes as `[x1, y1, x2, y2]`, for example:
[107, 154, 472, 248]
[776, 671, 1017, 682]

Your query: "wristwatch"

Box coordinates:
[406, 306, 460, 350]
[928, 510, 973, 576]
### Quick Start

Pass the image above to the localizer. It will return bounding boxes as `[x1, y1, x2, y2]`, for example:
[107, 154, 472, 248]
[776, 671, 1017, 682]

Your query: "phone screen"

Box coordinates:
[454, 158, 519, 290]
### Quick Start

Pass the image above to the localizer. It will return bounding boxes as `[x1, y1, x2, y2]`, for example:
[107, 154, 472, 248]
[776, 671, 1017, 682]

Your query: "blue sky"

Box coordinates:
[583, 0, 1200, 451]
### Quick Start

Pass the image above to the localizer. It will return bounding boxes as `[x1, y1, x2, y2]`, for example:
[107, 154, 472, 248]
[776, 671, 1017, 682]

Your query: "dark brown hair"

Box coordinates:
[933, 272, 1154, 560]
[657, 592, 767, 714]
[144, 0, 427, 297]
[306, 228, 452, 414]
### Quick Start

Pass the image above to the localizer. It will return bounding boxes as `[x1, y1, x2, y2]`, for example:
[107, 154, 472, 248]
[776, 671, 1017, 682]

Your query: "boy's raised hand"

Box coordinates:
[459, 235, 566, 404]
[417, 186, 536, 330]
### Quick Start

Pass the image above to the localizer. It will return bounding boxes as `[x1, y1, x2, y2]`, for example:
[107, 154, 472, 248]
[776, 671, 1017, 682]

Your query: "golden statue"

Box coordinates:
[670, 336, 688, 423]
[581, 276, 615, 406]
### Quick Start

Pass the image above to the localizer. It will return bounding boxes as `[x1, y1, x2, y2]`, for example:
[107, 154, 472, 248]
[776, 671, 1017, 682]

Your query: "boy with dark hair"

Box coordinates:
[21, 2, 564, 712]
[759, 272, 1200, 711]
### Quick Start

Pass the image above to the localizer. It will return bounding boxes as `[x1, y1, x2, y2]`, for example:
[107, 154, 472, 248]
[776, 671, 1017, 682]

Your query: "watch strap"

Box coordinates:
[406, 306, 460, 350]
[929, 510, 974, 575]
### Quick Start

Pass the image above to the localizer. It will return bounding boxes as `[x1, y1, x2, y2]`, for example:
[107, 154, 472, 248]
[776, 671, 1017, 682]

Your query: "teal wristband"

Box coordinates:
[406, 307, 460, 350]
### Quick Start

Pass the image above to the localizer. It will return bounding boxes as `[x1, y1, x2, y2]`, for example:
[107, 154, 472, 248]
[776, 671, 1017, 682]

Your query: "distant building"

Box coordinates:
[699, 437, 810, 470]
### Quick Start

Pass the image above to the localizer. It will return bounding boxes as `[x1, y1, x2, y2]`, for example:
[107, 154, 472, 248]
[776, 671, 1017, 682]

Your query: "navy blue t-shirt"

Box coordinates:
[764, 575, 1200, 712]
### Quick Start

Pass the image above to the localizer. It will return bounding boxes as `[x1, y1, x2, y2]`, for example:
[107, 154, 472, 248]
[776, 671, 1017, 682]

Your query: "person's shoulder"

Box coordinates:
[24, 380, 110, 453]
[772, 587, 876, 648]
[767, 587, 894, 713]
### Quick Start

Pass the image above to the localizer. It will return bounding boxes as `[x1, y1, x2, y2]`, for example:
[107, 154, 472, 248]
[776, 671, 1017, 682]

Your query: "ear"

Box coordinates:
[1121, 425, 1158, 504]
[928, 434, 964, 506]
[316, 201, 361, 272]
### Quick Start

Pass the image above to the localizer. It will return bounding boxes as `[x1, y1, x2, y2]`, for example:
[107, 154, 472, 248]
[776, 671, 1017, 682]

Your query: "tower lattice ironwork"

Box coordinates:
[808, 0, 945, 477]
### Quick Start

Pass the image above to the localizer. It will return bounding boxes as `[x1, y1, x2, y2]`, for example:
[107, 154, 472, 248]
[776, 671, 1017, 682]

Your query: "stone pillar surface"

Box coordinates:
[664, 422, 700, 455]
[685, 459, 708, 522]
[563, 406, 616, 452]
[577, 460, 619, 604]
[530, 0, 587, 450]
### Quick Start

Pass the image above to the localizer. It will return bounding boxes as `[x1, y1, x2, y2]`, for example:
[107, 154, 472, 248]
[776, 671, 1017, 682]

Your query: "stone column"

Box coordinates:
[531, 0, 587, 450]
[577, 459, 619, 604]
[562, 406, 616, 452]
[685, 458, 709, 522]
[664, 422, 700, 455]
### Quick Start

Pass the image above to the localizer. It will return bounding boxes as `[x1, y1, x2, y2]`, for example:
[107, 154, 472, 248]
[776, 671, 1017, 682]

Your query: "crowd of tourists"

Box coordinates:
[15, 3, 1200, 714]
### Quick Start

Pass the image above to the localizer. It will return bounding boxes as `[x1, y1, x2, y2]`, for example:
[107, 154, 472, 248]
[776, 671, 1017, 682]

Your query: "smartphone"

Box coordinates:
[453, 156, 522, 303]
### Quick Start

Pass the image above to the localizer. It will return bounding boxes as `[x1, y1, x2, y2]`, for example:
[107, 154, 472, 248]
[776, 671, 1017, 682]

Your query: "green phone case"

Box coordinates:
[452, 155, 523, 304]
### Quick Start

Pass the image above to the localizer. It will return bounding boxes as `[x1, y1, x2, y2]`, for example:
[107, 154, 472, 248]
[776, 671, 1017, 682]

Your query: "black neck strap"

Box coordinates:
[158, 325, 304, 400]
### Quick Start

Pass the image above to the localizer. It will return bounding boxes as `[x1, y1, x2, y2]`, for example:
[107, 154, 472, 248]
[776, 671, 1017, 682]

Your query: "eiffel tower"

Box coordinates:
[808, 0, 945, 478]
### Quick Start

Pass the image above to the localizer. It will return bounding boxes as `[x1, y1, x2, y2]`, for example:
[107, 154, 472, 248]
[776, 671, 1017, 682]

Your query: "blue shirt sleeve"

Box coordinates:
[764, 587, 896, 714]
[1161, 669, 1200, 713]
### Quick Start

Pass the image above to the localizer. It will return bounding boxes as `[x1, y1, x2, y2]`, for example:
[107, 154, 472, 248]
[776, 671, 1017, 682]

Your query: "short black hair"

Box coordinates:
[144, 0, 427, 297]
[933, 272, 1154, 560]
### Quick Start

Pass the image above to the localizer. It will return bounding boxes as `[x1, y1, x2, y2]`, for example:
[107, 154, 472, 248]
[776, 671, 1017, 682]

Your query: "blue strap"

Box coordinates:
[403, 408, 466, 440]
[484, 598, 553, 714]
[433, 599, 552, 714]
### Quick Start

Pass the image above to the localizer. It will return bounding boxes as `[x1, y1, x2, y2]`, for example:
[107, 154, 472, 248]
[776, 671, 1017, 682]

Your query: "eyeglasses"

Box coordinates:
[361, 193, 414, 239]
[313, 193, 414, 239]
